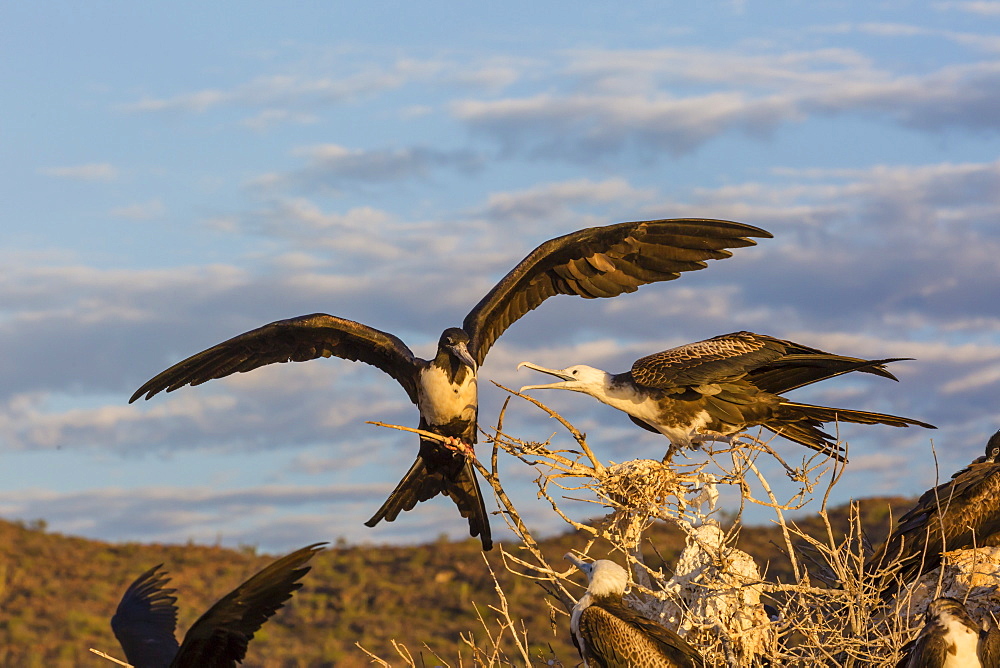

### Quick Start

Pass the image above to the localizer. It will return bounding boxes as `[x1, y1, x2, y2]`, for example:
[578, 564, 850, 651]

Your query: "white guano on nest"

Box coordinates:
[900, 546, 1000, 630]
[654, 522, 775, 664]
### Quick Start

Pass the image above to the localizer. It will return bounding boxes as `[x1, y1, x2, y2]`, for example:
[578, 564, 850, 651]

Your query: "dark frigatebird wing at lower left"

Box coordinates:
[111, 564, 180, 668]
[130, 219, 771, 551]
[111, 543, 324, 668]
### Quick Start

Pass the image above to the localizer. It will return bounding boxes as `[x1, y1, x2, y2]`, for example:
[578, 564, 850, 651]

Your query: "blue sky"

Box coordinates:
[3, 1, 1000, 551]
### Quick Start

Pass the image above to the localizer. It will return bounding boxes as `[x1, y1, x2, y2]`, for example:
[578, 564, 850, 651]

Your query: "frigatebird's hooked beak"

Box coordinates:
[517, 361, 577, 392]
[564, 552, 593, 575]
[450, 340, 478, 371]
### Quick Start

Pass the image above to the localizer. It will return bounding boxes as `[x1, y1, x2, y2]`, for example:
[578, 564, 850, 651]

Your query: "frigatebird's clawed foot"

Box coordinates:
[442, 436, 474, 457]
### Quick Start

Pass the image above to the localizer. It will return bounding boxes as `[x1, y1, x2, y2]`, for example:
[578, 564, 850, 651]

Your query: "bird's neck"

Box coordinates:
[570, 592, 594, 635]
[586, 373, 653, 409]
[433, 349, 475, 384]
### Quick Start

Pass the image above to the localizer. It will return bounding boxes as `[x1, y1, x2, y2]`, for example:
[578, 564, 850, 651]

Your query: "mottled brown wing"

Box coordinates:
[897, 629, 949, 668]
[172, 543, 324, 668]
[130, 314, 421, 405]
[979, 624, 1000, 667]
[868, 461, 1000, 592]
[581, 603, 705, 667]
[462, 219, 771, 365]
[630, 332, 786, 389]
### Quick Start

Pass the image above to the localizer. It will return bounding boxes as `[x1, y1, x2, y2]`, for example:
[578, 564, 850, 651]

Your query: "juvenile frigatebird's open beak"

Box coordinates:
[451, 341, 478, 370]
[517, 361, 575, 392]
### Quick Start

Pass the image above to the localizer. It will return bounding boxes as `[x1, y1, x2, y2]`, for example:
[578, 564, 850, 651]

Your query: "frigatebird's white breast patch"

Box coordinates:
[939, 613, 982, 668]
[416, 365, 478, 427]
[597, 381, 720, 447]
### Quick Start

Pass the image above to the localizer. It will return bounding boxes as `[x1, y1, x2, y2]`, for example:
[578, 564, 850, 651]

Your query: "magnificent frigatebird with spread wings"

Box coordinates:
[130, 219, 770, 550]
[110, 543, 324, 668]
[519, 331, 934, 461]
[565, 554, 705, 667]
[867, 430, 1000, 599]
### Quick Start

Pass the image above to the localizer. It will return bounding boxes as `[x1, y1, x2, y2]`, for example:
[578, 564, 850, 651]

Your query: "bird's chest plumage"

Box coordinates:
[416, 365, 478, 428]
[600, 383, 719, 447]
[939, 618, 982, 668]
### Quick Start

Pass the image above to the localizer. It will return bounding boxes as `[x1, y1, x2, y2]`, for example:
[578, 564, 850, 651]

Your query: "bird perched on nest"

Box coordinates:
[566, 553, 705, 667]
[110, 543, 323, 668]
[867, 430, 1000, 598]
[519, 331, 934, 461]
[897, 597, 1000, 668]
[130, 219, 770, 550]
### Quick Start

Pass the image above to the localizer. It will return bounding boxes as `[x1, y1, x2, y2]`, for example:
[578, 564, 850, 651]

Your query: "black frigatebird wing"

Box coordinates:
[170, 543, 324, 667]
[629, 332, 789, 390]
[130, 314, 421, 405]
[629, 332, 902, 391]
[868, 432, 1000, 596]
[980, 620, 1000, 667]
[462, 219, 772, 366]
[111, 565, 181, 668]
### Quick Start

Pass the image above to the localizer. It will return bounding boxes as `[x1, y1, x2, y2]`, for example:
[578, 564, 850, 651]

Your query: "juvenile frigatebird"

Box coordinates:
[867, 430, 1000, 598]
[518, 331, 935, 461]
[110, 542, 324, 668]
[565, 553, 705, 667]
[897, 597, 1000, 668]
[130, 219, 770, 550]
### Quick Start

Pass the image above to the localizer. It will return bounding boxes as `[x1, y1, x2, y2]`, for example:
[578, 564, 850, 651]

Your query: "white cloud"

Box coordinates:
[287, 143, 484, 185]
[109, 198, 165, 220]
[240, 108, 320, 131]
[0, 483, 394, 547]
[119, 56, 484, 117]
[479, 177, 656, 224]
[935, 1, 1000, 15]
[40, 163, 119, 182]
[452, 46, 1000, 162]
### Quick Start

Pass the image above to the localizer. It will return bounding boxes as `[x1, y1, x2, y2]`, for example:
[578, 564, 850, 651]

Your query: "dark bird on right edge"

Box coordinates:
[129, 219, 770, 551]
[519, 331, 935, 461]
[565, 553, 705, 667]
[110, 543, 324, 668]
[867, 430, 1000, 599]
[897, 597, 1000, 668]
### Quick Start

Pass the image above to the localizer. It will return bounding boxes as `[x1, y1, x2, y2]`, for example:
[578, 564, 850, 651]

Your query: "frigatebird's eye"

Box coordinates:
[993, 447, 999, 457]
[572, 370, 578, 375]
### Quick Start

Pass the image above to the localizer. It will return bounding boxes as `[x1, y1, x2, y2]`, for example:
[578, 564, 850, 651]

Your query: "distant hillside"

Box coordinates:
[0, 497, 911, 667]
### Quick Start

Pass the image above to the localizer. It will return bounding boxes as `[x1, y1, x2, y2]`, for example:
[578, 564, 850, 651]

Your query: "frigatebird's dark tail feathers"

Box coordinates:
[365, 453, 493, 551]
[765, 402, 936, 462]
[749, 356, 907, 395]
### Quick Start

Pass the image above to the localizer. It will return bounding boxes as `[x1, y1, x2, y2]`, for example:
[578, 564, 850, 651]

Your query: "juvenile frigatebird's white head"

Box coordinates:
[517, 362, 611, 396]
[565, 553, 629, 597]
[438, 327, 477, 370]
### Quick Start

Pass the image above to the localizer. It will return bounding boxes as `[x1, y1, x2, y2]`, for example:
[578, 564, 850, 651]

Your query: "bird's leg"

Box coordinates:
[662, 444, 678, 464]
[442, 436, 475, 457]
